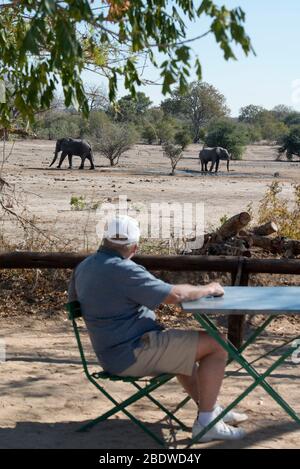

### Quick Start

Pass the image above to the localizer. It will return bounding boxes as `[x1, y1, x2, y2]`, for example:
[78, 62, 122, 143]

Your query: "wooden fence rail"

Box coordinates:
[1, 251, 300, 274]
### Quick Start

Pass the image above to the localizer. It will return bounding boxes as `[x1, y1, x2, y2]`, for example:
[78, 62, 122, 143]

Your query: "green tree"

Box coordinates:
[284, 112, 300, 127]
[239, 106, 289, 142]
[161, 82, 229, 142]
[271, 104, 294, 122]
[111, 92, 152, 122]
[255, 110, 288, 141]
[238, 104, 265, 124]
[0, 1, 252, 126]
[205, 119, 248, 159]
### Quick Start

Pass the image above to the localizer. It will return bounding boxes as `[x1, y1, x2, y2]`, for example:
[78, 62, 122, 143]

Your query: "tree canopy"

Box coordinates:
[162, 81, 229, 142]
[110, 92, 152, 122]
[0, 0, 253, 126]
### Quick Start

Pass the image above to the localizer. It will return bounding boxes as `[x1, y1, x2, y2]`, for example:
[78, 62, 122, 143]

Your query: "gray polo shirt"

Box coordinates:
[68, 247, 172, 374]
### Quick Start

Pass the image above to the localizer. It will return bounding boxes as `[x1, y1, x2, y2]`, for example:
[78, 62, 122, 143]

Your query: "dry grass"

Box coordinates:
[258, 182, 300, 239]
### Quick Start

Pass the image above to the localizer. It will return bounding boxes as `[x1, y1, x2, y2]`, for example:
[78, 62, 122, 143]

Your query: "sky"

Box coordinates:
[82, 0, 300, 117]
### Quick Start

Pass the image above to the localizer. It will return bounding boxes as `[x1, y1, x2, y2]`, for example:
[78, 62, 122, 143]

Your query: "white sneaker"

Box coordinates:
[192, 417, 246, 443]
[215, 404, 248, 425]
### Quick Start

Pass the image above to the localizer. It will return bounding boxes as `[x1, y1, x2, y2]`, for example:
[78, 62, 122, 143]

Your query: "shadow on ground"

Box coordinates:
[0, 417, 298, 449]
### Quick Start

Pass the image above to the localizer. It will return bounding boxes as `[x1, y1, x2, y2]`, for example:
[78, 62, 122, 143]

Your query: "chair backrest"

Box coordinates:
[66, 300, 82, 320]
[66, 301, 90, 376]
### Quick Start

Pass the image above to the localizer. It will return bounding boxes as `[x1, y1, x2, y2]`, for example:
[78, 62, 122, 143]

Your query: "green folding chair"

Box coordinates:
[66, 300, 191, 447]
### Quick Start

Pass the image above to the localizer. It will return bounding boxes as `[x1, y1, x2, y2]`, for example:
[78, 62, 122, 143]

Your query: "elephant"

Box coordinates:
[199, 147, 231, 173]
[49, 138, 95, 169]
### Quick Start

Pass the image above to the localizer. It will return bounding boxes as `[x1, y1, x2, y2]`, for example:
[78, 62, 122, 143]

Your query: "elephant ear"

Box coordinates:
[216, 147, 221, 156]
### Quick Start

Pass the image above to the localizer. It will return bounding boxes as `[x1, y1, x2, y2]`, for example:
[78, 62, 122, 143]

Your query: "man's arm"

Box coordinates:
[164, 282, 224, 305]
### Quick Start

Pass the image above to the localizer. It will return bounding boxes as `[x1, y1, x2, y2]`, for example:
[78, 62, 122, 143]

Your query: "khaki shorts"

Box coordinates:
[118, 329, 199, 377]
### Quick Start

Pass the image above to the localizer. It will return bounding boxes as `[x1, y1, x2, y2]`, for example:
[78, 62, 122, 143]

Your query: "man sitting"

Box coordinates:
[68, 215, 247, 442]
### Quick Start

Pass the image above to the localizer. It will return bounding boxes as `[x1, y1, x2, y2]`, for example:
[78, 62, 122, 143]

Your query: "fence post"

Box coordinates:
[228, 258, 249, 348]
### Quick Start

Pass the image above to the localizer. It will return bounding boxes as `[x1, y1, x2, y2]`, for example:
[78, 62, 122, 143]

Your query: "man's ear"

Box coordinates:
[128, 244, 138, 259]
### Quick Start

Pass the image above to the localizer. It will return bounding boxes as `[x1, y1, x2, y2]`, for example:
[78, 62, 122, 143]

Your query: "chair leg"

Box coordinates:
[132, 381, 189, 431]
[78, 374, 177, 446]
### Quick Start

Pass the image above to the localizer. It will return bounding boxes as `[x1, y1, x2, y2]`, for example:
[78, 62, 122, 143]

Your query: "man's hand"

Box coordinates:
[207, 282, 225, 297]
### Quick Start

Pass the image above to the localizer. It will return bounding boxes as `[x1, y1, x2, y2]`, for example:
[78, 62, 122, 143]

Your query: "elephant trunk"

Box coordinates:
[227, 159, 230, 172]
[49, 152, 58, 167]
[50, 141, 61, 167]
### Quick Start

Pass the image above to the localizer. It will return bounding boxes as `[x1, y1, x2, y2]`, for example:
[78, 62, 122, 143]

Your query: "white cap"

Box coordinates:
[103, 215, 140, 245]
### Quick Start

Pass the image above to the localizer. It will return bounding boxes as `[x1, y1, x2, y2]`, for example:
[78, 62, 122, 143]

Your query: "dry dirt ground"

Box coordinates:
[0, 140, 300, 448]
[2, 139, 300, 248]
[0, 317, 299, 449]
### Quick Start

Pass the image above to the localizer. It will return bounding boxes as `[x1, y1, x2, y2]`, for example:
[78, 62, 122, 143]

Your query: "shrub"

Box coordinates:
[162, 142, 183, 175]
[205, 119, 247, 160]
[278, 126, 300, 160]
[94, 123, 137, 166]
[174, 128, 192, 150]
[70, 196, 86, 211]
[258, 182, 300, 239]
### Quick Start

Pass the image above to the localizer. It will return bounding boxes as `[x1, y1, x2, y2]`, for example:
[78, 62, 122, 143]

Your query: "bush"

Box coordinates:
[141, 123, 157, 144]
[174, 128, 192, 150]
[260, 119, 288, 142]
[205, 119, 247, 159]
[258, 182, 300, 239]
[278, 126, 300, 160]
[156, 119, 177, 145]
[162, 142, 183, 175]
[94, 123, 137, 166]
[70, 196, 86, 211]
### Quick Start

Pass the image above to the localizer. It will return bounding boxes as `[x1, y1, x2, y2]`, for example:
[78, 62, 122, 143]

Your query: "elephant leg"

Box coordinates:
[215, 159, 220, 172]
[57, 151, 68, 168]
[209, 161, 214, 172]
[204, 162, 208, 172]
[78, 156, 85, 170]
[68, 154, 73, 169]
[88, 152, 95, 170]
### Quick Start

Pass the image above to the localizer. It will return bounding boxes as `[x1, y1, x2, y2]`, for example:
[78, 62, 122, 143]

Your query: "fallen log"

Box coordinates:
[239, 235, 300, 256]
[216, 212, 251, 240]
[252, 221, 278, 236]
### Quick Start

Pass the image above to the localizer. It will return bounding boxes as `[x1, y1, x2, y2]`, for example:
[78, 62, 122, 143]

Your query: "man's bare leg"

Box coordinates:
[176, 365, 199, 404]
[196, 332, 227, 411]
[176, 331, 227, 411]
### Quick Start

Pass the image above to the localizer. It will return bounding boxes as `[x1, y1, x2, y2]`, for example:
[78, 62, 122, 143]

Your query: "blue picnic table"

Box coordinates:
[181, 286, 300, 447]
